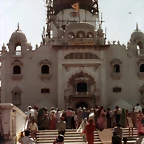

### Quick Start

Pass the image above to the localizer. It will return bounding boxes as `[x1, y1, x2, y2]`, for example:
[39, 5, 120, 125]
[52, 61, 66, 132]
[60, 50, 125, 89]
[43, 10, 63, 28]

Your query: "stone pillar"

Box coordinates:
[100, 51, 107, 108]
[1, 49, 7, 103]
[57, 51, 65, 110]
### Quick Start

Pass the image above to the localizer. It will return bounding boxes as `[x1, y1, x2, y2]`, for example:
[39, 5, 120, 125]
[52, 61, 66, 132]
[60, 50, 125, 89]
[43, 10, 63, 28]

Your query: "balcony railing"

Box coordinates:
[11, 74, 23, 81]
[111, 72, 121, 80]
[39, 74, 52, 80]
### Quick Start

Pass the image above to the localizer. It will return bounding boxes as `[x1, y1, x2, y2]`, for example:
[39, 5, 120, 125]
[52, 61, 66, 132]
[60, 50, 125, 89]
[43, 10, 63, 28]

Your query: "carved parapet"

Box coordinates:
[11, 74, 23, 81]
[111, 72, 121, 80]
[39, 74, 52, 80]
[137, 72, 144, 80]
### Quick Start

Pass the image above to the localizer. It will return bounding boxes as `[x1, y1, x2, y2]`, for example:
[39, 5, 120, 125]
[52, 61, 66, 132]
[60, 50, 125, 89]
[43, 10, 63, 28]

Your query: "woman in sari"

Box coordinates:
[121, 108, 126, 128]
[82, 119, 95, 144]
[50, 112, 57, 130]
[137, 111, 144, 135]
[97, 106, 106, 131]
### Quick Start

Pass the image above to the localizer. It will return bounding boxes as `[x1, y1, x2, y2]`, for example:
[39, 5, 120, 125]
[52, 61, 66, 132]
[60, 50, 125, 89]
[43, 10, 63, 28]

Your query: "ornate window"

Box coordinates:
[11, 87, 22, 106]
[41, 88, 50, 93]
[77, 82, 87, 92]
[137, 59, 144, 79]
[15, 42, 22, 56]
[137, 41, 143, 49]
[110, 59, 122, 80]
[64, 52, 99, 59]
[41, 65, 49, 74]
[11, 60, 23, 80]
[68, 32, 75, 38]
[76, 31, 85, 38]
[87, 32, 94, 38]
[140, 64, 144, 72]
[113, 86, 122, 92]
[13, 65, 21, 74]
[113, 64, 120, 73]
[39, 59, 51, 80]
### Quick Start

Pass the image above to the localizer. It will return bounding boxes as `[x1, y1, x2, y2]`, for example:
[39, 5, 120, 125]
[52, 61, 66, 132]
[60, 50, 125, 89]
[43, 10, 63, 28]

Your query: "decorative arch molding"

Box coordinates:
[137, 41, 143, 49]
[68, 32, 75, 38]
[137, 59, 144, 66]
[110, 59, 122, 66]
[87, 32, 94, 38]
[64, 52, 99, 59]
[11, 59, 23, 66]
[71, 99, 92, 109]
[76, 31, 85, 38]
[11, 86, 22, 94]
[39, 59, 51, 66]
[68, 72, 95, 85]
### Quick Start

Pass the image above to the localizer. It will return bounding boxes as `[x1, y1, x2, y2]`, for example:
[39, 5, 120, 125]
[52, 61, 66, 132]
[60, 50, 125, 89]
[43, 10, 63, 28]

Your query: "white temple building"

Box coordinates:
[1, 0, 144, 111]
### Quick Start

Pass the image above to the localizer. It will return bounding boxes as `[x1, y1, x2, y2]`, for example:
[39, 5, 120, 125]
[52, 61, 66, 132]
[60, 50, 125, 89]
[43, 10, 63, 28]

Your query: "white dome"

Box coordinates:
[9, 29, 27, 43]
[110, 100, 133, 111]
[36, 98, 56, 110]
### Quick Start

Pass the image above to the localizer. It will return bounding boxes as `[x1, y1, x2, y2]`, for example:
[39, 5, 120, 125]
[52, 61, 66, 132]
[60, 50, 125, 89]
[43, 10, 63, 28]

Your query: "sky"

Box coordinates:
[0, 0, 144, 48]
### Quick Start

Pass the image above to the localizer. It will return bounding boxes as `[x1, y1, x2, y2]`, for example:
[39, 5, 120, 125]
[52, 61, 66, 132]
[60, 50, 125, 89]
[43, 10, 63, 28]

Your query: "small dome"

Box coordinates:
[9, 25, 27, 43]
[97, 27, 103, 33]
[130, 24, 144, 41]
[110, 100, 133, 111]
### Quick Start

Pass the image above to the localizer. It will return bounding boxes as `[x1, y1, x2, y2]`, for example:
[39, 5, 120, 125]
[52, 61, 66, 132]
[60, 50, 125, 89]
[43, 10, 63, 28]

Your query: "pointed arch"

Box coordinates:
[137, 41, 143, 49]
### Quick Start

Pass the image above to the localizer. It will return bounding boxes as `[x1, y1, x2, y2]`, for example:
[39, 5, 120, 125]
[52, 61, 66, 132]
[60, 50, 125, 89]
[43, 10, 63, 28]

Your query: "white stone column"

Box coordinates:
[57, 51, 65, 110]
[100, 51, 107, 108]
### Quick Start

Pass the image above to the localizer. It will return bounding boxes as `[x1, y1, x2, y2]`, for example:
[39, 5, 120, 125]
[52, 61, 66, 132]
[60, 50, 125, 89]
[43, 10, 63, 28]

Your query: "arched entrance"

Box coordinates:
[76, 102, 88, 108]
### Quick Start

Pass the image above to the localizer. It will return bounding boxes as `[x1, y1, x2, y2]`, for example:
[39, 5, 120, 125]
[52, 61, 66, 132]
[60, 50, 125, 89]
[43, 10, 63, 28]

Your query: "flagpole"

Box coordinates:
[78, 0, 81, 23]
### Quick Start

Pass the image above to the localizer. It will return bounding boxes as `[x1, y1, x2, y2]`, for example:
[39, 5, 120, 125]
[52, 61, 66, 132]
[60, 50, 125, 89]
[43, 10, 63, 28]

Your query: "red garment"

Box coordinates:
[83, 123, 95, 144]
[50, 114, 56, 130]
[137, 113, 144, 135]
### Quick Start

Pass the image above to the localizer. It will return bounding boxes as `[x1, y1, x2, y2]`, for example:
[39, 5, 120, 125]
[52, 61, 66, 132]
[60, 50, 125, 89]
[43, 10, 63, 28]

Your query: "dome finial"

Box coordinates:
[17, 22, 20, 31]
[136, 23, 138, 31]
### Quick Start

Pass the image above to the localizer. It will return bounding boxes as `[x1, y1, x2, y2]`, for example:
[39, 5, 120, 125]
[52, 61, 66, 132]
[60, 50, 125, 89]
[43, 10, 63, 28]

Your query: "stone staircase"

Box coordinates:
[36, 128, 138, 144]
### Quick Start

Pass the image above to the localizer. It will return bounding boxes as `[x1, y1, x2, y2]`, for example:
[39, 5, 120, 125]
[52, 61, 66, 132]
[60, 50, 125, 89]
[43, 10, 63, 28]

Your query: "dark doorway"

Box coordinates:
[77, 82, 87, 92]
[140, 64, 144, 72]
[76, 102, 88, 108]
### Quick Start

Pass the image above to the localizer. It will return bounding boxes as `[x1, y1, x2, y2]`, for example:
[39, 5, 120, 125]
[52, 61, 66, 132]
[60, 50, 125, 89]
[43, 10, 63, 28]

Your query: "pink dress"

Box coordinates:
[97, 110, 105, 130]
[137, 113, 144, 134]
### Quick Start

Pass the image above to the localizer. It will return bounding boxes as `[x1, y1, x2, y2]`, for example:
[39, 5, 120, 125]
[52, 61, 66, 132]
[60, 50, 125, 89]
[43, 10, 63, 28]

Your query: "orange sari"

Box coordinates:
[82, 123, 95, 144]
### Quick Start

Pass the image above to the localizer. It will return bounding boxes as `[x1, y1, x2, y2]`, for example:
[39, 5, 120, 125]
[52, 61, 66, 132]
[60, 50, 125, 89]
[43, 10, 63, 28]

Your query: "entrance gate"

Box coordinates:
[76, 102, 88, 108]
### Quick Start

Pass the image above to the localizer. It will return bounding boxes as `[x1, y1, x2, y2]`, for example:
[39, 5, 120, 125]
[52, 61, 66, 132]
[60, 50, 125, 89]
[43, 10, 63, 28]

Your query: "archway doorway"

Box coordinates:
[76, 102, 88, 108]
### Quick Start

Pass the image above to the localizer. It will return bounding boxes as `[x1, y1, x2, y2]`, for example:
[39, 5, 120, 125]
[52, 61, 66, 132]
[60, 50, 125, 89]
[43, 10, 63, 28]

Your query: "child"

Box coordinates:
[127, 113, 133, 137]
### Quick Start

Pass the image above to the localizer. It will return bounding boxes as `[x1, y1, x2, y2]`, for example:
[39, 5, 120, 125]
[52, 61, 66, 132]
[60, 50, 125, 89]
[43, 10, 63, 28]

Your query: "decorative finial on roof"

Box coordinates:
[17, 23, 20, 31]
[136, 23, 138, 31]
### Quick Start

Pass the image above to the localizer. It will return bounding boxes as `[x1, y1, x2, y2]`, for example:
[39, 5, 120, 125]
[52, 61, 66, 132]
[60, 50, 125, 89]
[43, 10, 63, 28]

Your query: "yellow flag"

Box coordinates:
[71, 3, 79, 12]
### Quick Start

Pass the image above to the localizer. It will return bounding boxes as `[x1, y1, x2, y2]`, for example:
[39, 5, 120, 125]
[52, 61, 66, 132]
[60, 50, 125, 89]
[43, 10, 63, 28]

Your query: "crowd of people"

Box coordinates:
[18, 103, 144, 144]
